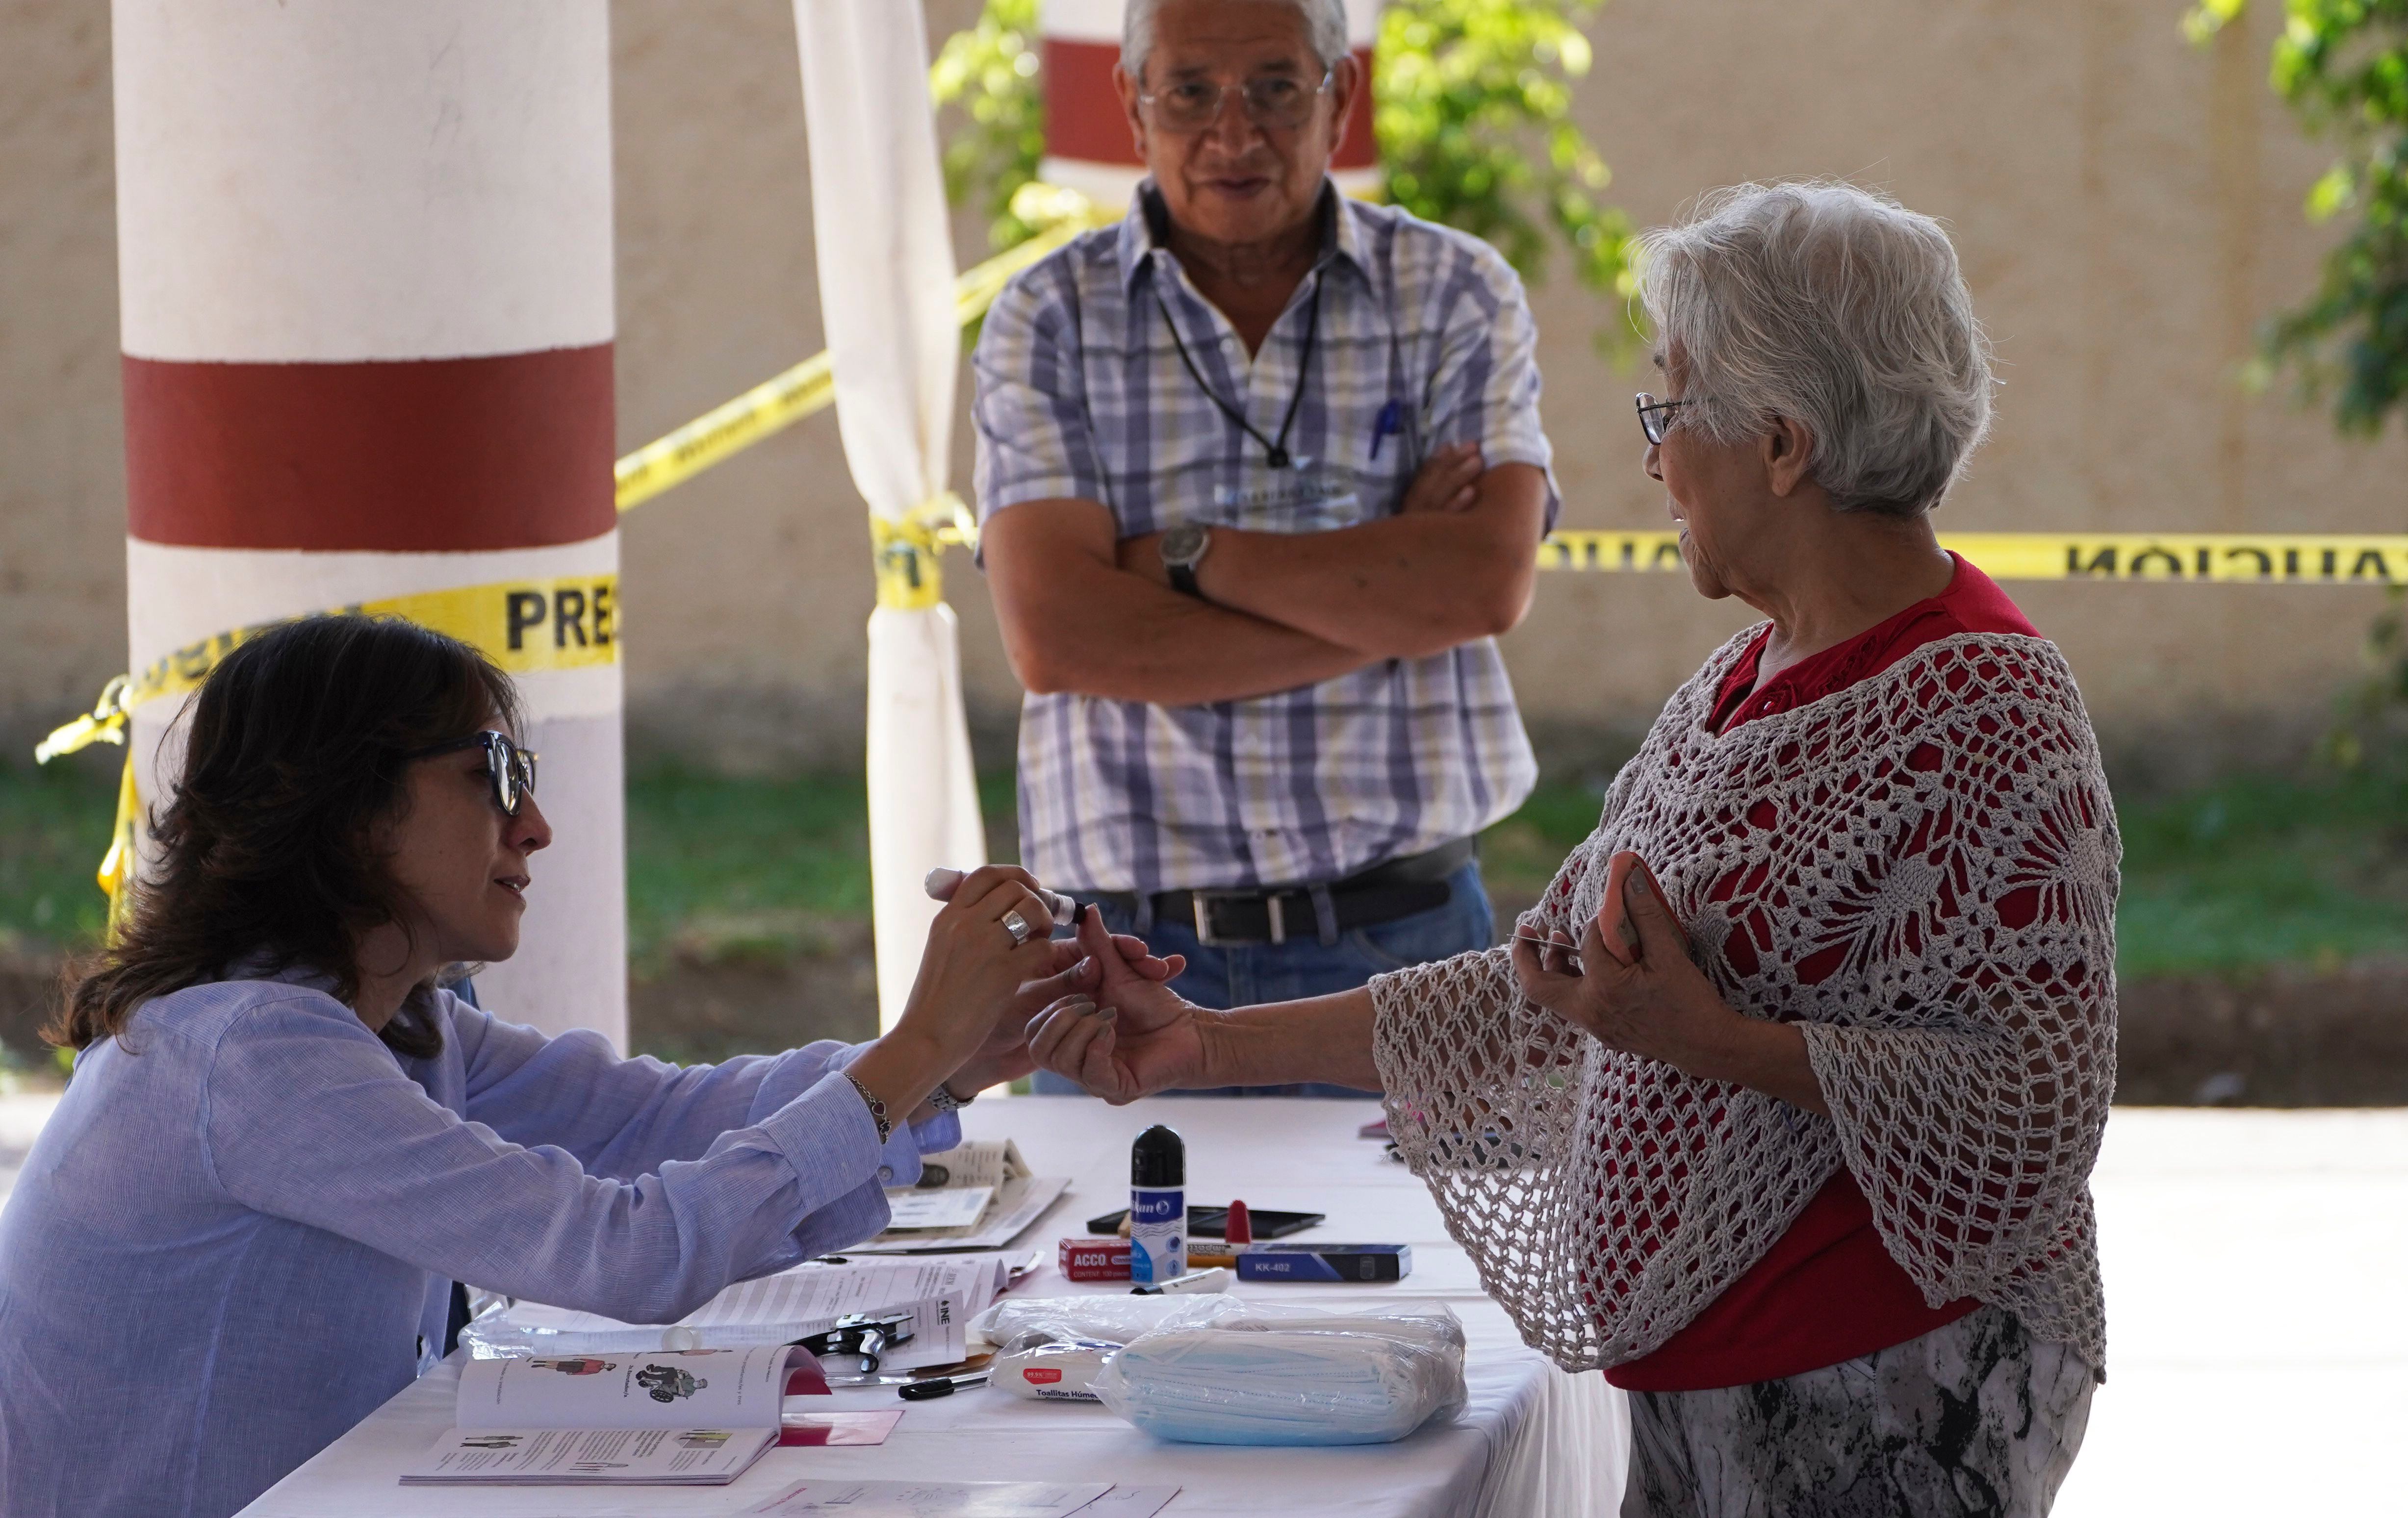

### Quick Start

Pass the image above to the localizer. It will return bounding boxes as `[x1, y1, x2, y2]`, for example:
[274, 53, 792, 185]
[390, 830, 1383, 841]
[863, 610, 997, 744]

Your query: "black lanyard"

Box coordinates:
[1153, 268, 1324, 470]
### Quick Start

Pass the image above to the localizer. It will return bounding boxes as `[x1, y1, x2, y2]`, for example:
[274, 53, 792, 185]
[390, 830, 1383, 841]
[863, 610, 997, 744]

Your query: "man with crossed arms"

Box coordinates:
[972, 0, 1558, 1093]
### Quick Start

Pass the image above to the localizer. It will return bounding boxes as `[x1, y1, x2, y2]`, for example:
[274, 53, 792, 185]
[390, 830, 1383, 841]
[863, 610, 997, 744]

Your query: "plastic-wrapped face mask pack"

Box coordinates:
[990, 1332, 1118, 1402]
[969, 1295, 1468, 1445]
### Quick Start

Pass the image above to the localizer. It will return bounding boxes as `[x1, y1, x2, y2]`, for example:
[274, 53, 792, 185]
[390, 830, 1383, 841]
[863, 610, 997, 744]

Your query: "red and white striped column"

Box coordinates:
[1039, 0, 1383, 209]
[112, 0, 625, 1046]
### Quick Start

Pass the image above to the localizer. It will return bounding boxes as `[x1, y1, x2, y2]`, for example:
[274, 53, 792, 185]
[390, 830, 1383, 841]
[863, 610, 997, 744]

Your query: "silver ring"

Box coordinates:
[1001, 910, 1033, 946]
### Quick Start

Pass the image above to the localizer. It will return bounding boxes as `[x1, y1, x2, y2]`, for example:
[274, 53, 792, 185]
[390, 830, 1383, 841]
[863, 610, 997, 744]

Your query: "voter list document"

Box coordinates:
[748, 1484, 1180, 1518]
[490, 1256, 1008, 1367]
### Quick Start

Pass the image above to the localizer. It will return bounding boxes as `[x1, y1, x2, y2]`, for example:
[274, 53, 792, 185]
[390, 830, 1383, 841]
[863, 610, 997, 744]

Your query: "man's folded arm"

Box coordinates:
[1138, 462, 1549, 659]
[983, 497, 1372, 705]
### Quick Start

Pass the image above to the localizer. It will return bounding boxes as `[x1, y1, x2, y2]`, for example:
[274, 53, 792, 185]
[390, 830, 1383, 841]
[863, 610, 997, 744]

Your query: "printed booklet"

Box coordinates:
[401, 1344, 826, 1487]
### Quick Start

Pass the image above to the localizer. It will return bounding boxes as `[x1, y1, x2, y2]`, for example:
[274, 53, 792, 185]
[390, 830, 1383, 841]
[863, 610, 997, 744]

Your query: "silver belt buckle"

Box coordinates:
[1190, 890, 1287, 947]
[1191, 892, 1229, 947]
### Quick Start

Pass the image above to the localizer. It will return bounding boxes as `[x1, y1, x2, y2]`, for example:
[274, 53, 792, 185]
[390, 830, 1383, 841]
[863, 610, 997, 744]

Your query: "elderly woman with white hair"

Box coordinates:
[1029, 180, 2116, 1517]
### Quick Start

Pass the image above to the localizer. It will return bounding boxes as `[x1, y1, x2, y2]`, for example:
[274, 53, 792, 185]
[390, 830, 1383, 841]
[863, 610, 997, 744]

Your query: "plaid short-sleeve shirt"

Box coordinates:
[972, 184, 1555, 894]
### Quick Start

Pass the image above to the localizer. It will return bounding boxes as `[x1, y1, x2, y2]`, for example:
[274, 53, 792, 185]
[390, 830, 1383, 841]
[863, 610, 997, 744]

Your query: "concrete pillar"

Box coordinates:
[1040, 0, 1382, 208]
[112, 0, 625, 1046]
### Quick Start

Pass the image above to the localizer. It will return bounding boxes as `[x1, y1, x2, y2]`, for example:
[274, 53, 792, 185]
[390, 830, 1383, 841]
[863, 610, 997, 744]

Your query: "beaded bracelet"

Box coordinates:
[844, 1074, 893, 1145]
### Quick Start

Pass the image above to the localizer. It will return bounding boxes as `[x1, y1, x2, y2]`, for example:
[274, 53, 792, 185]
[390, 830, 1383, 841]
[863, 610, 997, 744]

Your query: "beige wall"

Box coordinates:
[0, 0, 125, 752]
[8, 0, 2406, 785]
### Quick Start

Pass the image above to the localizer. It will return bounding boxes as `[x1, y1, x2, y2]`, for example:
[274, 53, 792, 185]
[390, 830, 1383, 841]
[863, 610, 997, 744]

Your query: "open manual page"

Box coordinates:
[401, 1344, 815, 1486]
[858, 1139, 1071, 1253]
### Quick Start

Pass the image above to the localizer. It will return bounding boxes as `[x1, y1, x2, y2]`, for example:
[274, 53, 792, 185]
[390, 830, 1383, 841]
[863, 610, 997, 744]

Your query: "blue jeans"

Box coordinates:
[1031, 860, 1495, 1097]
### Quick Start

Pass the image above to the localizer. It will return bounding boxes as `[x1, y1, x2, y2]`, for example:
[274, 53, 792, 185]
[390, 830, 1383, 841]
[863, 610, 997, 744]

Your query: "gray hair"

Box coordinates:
[1122, 0, 1350, 81]
[1637, 181, 1995, 518]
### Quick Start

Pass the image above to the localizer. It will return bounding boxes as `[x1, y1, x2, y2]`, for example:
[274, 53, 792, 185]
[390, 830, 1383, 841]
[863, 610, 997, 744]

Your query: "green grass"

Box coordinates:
[2112, 770, 2408, 976]
[623, 766, 1018, 975]
[8, 758, 2407, 982]
[0, 758, 115, 958]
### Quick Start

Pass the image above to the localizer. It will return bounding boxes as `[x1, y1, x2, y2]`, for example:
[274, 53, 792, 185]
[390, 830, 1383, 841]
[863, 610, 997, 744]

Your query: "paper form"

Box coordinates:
[746, 1481, 1116, 1517]
[401, 1425, 776, 1486]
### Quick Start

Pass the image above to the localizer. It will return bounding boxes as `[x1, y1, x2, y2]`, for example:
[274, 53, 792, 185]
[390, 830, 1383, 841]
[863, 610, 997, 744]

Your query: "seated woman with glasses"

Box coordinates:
[0, 615, 1173, 1518]
[1030, 182, 2117, 1517]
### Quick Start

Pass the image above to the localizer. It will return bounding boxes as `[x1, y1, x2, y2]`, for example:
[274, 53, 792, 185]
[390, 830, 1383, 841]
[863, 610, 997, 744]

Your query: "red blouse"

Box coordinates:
[1605, 553, 2039, 1393]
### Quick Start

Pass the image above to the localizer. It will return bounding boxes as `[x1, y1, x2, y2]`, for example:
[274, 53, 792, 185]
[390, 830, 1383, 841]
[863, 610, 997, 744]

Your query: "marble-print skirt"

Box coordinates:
[1621, 1306, 2096, 1518]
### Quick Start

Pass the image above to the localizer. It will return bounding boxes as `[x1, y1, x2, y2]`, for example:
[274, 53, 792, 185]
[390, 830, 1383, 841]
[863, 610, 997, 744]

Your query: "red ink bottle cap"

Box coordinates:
[1223, 1199, 1253, 1245]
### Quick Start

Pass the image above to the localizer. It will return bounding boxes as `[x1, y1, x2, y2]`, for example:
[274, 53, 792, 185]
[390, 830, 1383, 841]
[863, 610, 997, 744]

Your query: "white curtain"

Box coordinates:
[792, 0, 987, 1029]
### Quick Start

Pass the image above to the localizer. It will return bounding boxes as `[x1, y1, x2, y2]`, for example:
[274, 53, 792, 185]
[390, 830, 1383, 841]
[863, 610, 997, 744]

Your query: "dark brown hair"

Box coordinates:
[50, 615, 523, 1058]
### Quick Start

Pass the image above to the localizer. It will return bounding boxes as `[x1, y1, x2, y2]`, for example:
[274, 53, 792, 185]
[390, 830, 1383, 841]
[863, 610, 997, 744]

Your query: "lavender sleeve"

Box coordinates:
[200, 994, 949, 1323]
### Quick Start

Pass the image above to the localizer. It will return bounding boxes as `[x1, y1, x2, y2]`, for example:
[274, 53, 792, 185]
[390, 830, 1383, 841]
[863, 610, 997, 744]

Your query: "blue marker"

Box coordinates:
[1370, 398, 1403, 460]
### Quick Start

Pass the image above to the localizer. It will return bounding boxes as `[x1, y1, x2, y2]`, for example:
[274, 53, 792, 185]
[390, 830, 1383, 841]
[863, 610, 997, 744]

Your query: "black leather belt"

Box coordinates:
[1082, 837, 1476, 947]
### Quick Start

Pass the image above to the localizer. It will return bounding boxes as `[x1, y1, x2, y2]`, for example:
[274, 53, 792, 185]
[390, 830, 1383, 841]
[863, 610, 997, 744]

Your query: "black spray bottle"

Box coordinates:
[1128, 1124, 1186, 1286]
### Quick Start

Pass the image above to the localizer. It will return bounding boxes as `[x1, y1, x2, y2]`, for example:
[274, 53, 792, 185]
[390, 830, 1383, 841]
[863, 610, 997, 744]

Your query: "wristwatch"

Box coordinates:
[926, 1082, 976, 1113]
[1159, 523, 1212, 598]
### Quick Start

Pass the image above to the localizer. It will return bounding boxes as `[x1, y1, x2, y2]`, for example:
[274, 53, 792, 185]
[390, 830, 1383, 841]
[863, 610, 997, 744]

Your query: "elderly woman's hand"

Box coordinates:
[1026, 906, 1213, 1102]
[1512, 854, 1831, 1113]
[1511, 855, 1737, 1064]
[924, 881, 1186, 1098]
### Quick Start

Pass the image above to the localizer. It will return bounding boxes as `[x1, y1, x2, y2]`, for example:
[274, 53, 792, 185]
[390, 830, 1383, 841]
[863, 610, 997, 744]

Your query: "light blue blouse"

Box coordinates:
[0, 971, 955, 1518]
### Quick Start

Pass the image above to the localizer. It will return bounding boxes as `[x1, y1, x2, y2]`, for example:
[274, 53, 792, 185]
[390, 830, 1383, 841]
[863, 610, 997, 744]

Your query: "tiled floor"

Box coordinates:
[0, 1091, 2397, 1512]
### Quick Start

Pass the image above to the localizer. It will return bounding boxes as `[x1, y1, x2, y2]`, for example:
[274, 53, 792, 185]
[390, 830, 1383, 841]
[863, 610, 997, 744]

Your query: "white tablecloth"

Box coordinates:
[239, 1097, 1627, 1517]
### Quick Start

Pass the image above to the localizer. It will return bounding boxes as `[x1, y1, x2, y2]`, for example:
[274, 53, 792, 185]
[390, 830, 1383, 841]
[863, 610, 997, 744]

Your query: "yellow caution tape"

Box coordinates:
[38, 574, 619, 766]
[614, 183, 1115, 512]
[872, 494, 979, 611]
[1540, 530, 2408, 582]
[96, 756, 140, 937]
[38, 573, 620, 916]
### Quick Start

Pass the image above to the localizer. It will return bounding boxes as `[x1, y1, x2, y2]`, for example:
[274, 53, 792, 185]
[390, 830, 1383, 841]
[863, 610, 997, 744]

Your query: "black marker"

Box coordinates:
[897, 1371, 989, 1401]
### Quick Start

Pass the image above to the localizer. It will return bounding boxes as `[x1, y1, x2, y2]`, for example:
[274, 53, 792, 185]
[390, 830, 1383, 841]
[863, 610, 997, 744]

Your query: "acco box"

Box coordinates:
[1058, 1235, 1132, 1281]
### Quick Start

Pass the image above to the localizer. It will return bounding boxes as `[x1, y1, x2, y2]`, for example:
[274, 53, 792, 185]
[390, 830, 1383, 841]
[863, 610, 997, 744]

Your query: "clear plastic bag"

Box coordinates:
[1089, 1301, 1467, 1446]
[966, 1292, 1237, 1350]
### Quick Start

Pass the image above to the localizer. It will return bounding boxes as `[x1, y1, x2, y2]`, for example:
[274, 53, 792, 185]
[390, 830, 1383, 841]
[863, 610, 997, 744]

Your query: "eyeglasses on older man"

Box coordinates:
[1139, 65, 1333, 133]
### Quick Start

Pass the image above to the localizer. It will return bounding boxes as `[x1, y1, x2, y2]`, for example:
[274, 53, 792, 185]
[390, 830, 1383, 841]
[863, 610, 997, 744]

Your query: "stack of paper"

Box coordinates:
[469, 1255, 1023, 1369]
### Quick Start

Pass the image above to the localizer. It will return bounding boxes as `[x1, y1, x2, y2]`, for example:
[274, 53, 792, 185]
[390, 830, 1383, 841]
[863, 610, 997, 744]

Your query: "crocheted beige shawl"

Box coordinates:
[1371, 628, 2119, 1374]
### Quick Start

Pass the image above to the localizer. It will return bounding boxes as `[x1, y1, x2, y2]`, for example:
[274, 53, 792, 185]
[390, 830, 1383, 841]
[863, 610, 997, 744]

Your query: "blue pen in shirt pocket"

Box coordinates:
[1369, 398, 1404, 460]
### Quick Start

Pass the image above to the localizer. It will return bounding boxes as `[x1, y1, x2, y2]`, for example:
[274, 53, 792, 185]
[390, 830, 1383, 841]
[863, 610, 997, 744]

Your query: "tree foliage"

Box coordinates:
[930, 0, 1634, 347]
[2188, 0, 2408, 436]
[929, 0, 1050, 249]
[2187, 4, 2408, 770]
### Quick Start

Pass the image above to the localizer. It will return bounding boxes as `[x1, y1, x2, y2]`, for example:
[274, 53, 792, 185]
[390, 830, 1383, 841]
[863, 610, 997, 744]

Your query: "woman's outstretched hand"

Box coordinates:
[1510, 853, 1741, 1072]
[1025, 906, 1210, 1103]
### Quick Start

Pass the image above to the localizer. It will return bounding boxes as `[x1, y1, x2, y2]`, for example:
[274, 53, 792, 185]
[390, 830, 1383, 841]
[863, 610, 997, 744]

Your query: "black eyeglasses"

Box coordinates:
[1140, 67, 1333, 133]
[405, 730, 539, 817]
[1635, 392, 1697, 446]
